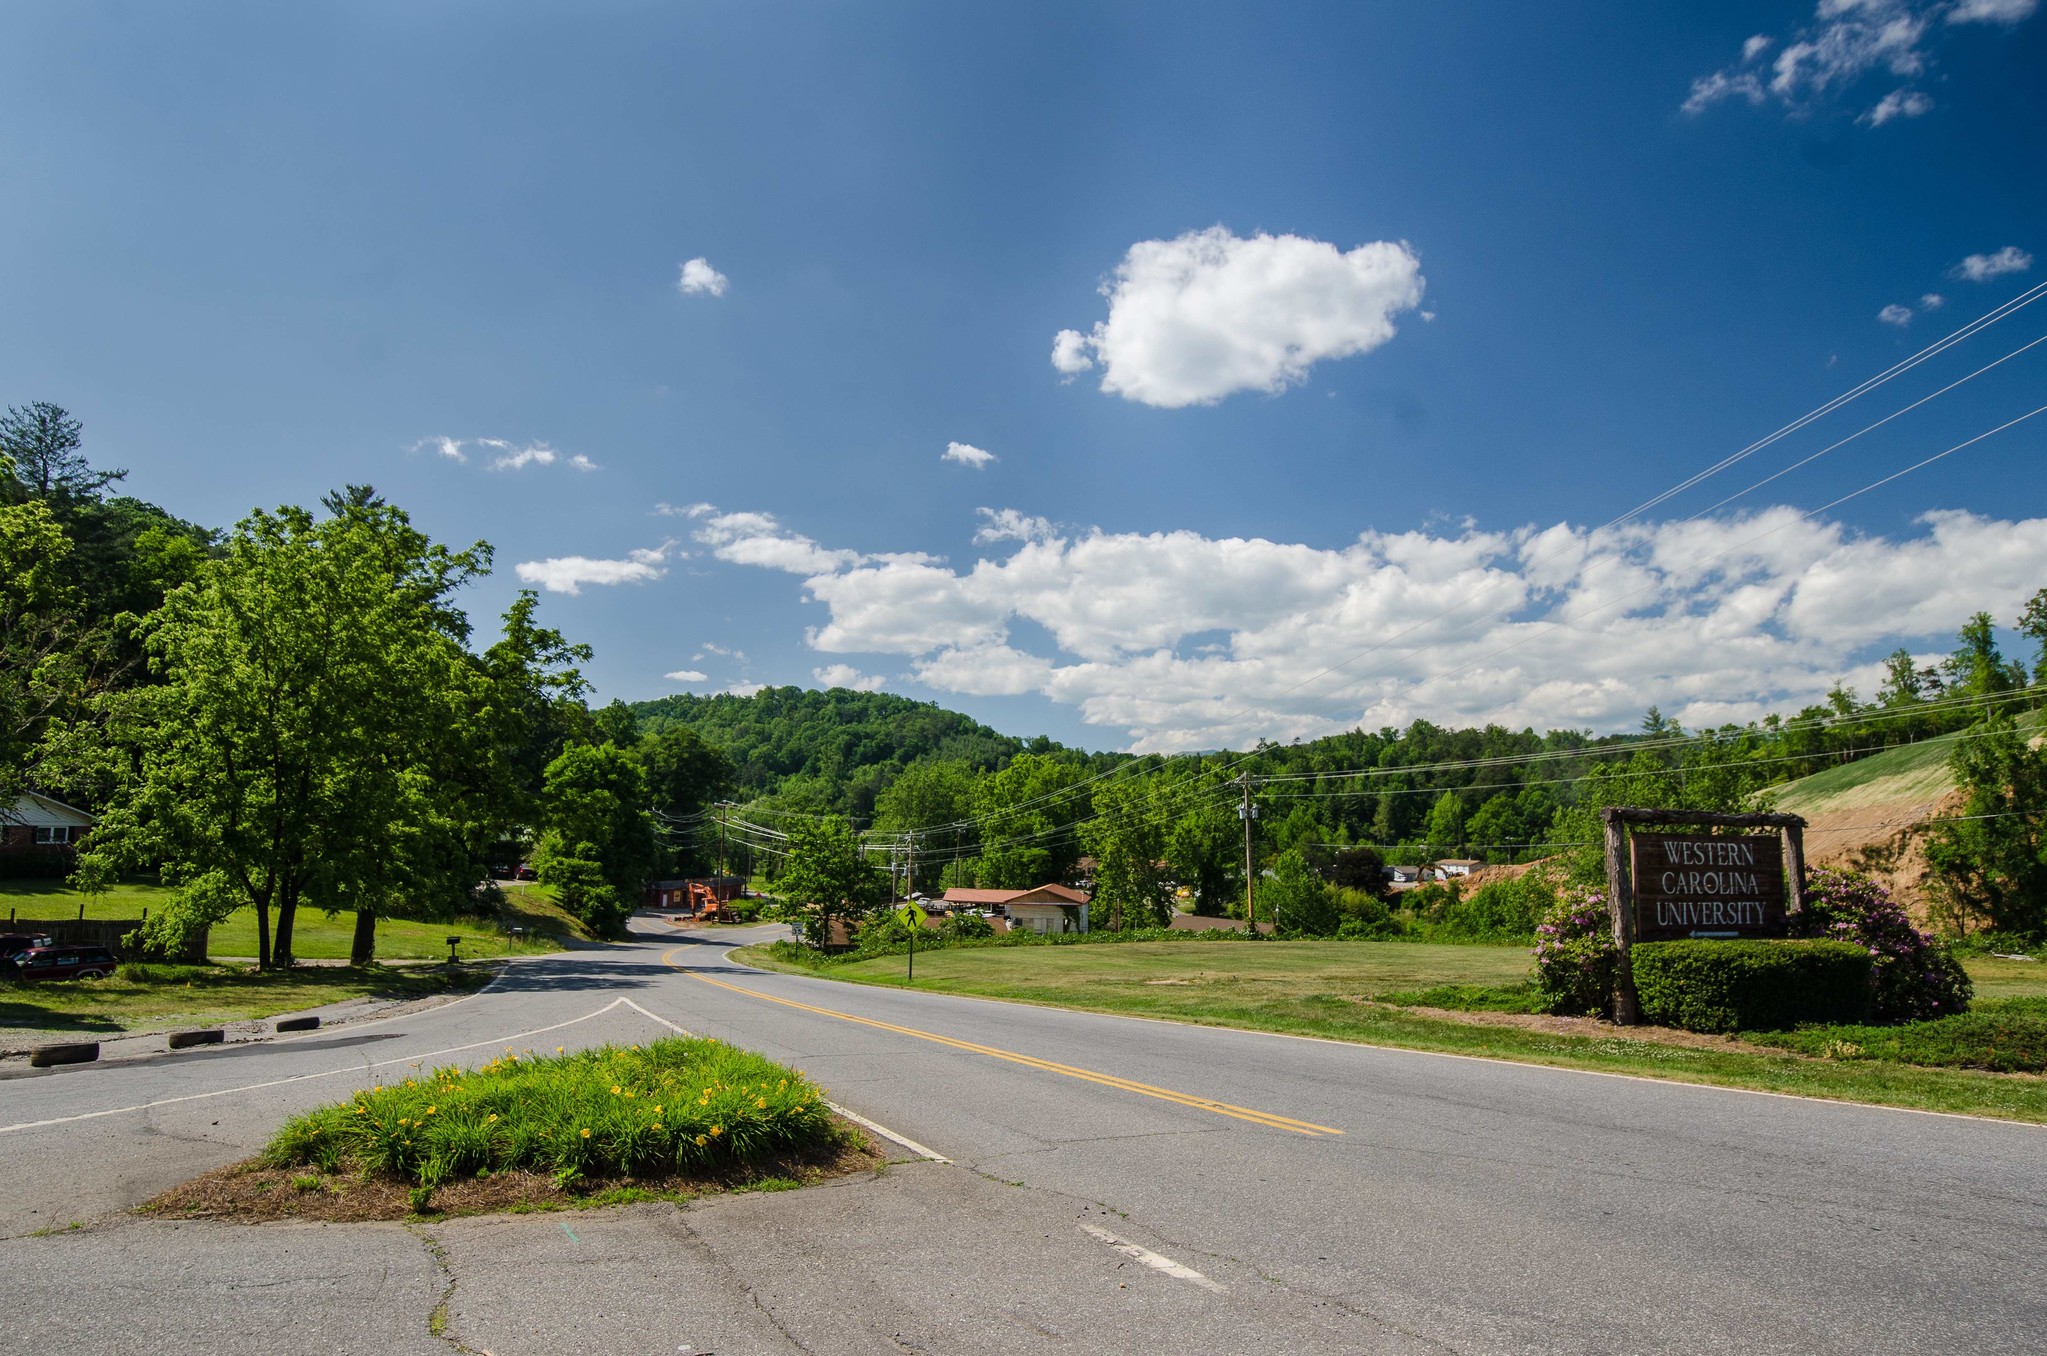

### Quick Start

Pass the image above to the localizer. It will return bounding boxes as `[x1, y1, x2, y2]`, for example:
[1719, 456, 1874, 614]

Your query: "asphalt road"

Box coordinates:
[1, 919, 2041, 1355]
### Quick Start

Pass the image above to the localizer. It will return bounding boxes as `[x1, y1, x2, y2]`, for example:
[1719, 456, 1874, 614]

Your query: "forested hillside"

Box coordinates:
[628, 686, 1115, 819]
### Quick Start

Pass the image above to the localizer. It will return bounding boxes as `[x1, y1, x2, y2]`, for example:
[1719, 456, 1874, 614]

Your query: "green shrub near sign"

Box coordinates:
[1630, 939, 1872, 1034]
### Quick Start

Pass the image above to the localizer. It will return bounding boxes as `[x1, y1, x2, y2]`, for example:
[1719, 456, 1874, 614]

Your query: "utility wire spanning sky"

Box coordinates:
[3, 2, 2044, 751]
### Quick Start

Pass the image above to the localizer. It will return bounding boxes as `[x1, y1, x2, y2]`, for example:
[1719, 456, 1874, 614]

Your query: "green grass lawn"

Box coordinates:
[0, 878, 590, 960]
[737, 939, 2047, 1123]
[0, 962, 493, 1036]
[1965, 955, 2047, 1002]
[1770, 709, 2045, 817]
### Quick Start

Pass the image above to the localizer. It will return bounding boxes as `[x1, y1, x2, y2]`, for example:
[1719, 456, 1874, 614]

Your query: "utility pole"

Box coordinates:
[904, 828, 915, 901]
[1236, 773, 1259, 932]
[717, 802, 729, 881]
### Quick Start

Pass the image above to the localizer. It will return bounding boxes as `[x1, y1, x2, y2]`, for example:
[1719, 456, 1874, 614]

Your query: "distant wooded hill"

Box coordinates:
[626, 686, 1118, 819]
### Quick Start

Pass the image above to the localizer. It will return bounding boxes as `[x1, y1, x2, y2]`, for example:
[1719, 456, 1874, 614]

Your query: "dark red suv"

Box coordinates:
[7, 945, 118, 982]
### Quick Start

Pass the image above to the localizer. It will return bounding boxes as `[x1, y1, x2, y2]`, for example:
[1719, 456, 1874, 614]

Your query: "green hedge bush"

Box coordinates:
[1630, 939, 1873, 1033]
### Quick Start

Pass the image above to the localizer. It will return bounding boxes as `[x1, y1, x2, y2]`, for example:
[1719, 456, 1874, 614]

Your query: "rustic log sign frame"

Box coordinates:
[1601, 807, 1807, 1026]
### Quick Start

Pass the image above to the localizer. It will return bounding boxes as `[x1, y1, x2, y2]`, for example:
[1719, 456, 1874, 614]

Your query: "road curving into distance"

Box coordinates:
[0, 917, 2039, 1355]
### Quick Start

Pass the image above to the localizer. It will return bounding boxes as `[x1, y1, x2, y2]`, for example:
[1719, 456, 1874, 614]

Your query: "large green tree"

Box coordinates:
[872, 759, 979, 893]
[1079, 777, 1172, 931]
[530, 742, 659, 936]
[1924, 711, 2047, 938]
[82, 494, 494, 967]
[972, 752, 1092, 888]
[776, 815, 888, 949]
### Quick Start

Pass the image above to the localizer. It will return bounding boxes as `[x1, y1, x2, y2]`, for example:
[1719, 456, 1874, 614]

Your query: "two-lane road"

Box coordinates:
[1, 920, 2040, 1354]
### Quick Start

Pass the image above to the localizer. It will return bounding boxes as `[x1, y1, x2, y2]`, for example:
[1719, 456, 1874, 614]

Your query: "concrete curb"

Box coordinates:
[166, 1029, 225, 1050]
[273, 1016, 321, 1033]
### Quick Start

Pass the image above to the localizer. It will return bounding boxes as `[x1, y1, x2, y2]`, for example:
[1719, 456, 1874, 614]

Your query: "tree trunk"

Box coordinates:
[255, 900, 272, 971]
[273, 885, 297, 970]
[350, 908, 377, 967]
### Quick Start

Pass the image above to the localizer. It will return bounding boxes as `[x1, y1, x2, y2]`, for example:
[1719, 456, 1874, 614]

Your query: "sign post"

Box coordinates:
[1600, 808, 1805, 1026]
[895, 901, 927, 981]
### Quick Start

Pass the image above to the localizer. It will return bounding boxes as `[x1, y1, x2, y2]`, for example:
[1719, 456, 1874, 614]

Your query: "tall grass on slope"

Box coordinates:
[265, 1037, 834, 1187]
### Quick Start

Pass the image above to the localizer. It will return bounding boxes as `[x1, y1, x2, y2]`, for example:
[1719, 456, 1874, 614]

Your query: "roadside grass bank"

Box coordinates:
[147, 1036, 877, 1221]
[735, 941, 2047, 1124]
[1, 877, 591, 959]
[0, 962, 496, 1038]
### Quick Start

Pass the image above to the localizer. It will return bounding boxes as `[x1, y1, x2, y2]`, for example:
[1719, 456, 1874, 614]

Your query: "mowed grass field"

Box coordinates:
[0, 878, 590, 960]
[0, 962, 494, 1037]
[737, 939, 2047, 1123]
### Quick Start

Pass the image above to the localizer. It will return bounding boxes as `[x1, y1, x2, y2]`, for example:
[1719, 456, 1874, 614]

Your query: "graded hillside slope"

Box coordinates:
[1768, 710, 2043, 917]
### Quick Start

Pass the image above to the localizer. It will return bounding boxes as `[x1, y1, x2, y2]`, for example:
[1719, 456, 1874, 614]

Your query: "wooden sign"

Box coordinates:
[1629, 832, 1787, 942]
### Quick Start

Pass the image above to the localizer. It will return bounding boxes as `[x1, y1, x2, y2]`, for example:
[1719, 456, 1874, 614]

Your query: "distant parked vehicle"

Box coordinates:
[488, 863, 516, 880]
[514, 864, 538, 881]
[0, 932, 55, 960]
[9, 945, 118, 982]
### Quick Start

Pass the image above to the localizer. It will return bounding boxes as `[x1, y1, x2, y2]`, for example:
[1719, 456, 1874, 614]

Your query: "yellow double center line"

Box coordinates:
[663, 950, 1341, 1137]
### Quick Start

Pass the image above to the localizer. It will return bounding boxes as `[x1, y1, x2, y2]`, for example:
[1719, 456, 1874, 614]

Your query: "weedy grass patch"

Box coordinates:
[1747, 997, 2047, 1074]
[265, 1036, 840, 1189]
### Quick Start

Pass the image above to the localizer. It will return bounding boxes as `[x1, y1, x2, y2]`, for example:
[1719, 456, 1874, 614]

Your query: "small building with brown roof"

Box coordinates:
[940, 883, 1090, 935]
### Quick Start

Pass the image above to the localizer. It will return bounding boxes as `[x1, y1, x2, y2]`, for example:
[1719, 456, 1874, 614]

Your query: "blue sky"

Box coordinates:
[3, 1, 2044, 750]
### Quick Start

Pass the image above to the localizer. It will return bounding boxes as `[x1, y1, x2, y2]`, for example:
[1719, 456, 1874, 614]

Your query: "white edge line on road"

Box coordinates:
[826, 1102, 949, 1163]
[1079, 1223, 1224, 1293]
[0, 995, 654, 1137]
[710, 944, 2045, 1133]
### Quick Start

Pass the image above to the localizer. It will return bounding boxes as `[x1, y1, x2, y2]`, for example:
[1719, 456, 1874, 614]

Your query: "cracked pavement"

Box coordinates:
[0, 922, 2042, 1354]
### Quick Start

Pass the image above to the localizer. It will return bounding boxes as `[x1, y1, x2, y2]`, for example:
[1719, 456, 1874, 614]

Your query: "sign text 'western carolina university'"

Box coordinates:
[1629, 831, 1787, 942]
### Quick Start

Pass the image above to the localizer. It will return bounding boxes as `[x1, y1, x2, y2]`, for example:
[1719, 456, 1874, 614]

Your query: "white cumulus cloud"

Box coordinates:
[664, 669, 709, 682]
[942, 441, 998, 469]
[1878, 303, 1914, 325]
[1955, 245, 2034, 280]
[690, 503, 2047, 751]
[1050, 226, 1425, 408]
[514, 543, 672, 595]
[813, 664, 886, 692]
[677, 257, 729, 296]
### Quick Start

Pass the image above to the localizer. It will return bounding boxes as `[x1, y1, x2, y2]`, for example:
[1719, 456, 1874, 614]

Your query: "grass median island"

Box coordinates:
[735, 939, 2047, 1124]
[148, 1036, 878, 1222]
[0, 961, 494, 1038]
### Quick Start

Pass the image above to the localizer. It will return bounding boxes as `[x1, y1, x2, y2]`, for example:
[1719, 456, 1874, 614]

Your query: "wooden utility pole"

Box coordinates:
[717, 802, 729, 880]
[1237, 773, 1259, 932]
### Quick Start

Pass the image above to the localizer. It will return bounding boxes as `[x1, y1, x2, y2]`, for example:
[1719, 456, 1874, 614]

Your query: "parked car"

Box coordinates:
[8, 945, 118, 982]
[514, 864, 538, 881]
[0, 932, 55, 960]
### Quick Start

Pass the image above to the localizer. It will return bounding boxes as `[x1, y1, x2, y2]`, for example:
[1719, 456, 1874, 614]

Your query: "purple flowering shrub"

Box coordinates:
[1791, 866, 1971, 1022]
[1532, 886, 1618, 1017]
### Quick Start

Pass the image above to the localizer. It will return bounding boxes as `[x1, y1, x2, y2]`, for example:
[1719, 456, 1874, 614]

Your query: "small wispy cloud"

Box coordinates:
[1955, 245, 2034, 281]
[409, 436, 467, 463]
[974, 507, 1057, 545]
[1878, 303, 1915, 326]
[654, 501, 718, 518]
[411, 436, 600, 474]
[678, 257, 729, 297]
[942, 441, 998, 469]
[1921, 292, 1946, 309]
[1684, 0, 2038, 126]
[514, 542, 674, 595]
[664, 668, 709, 682]
[813, 664, 885, 692]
